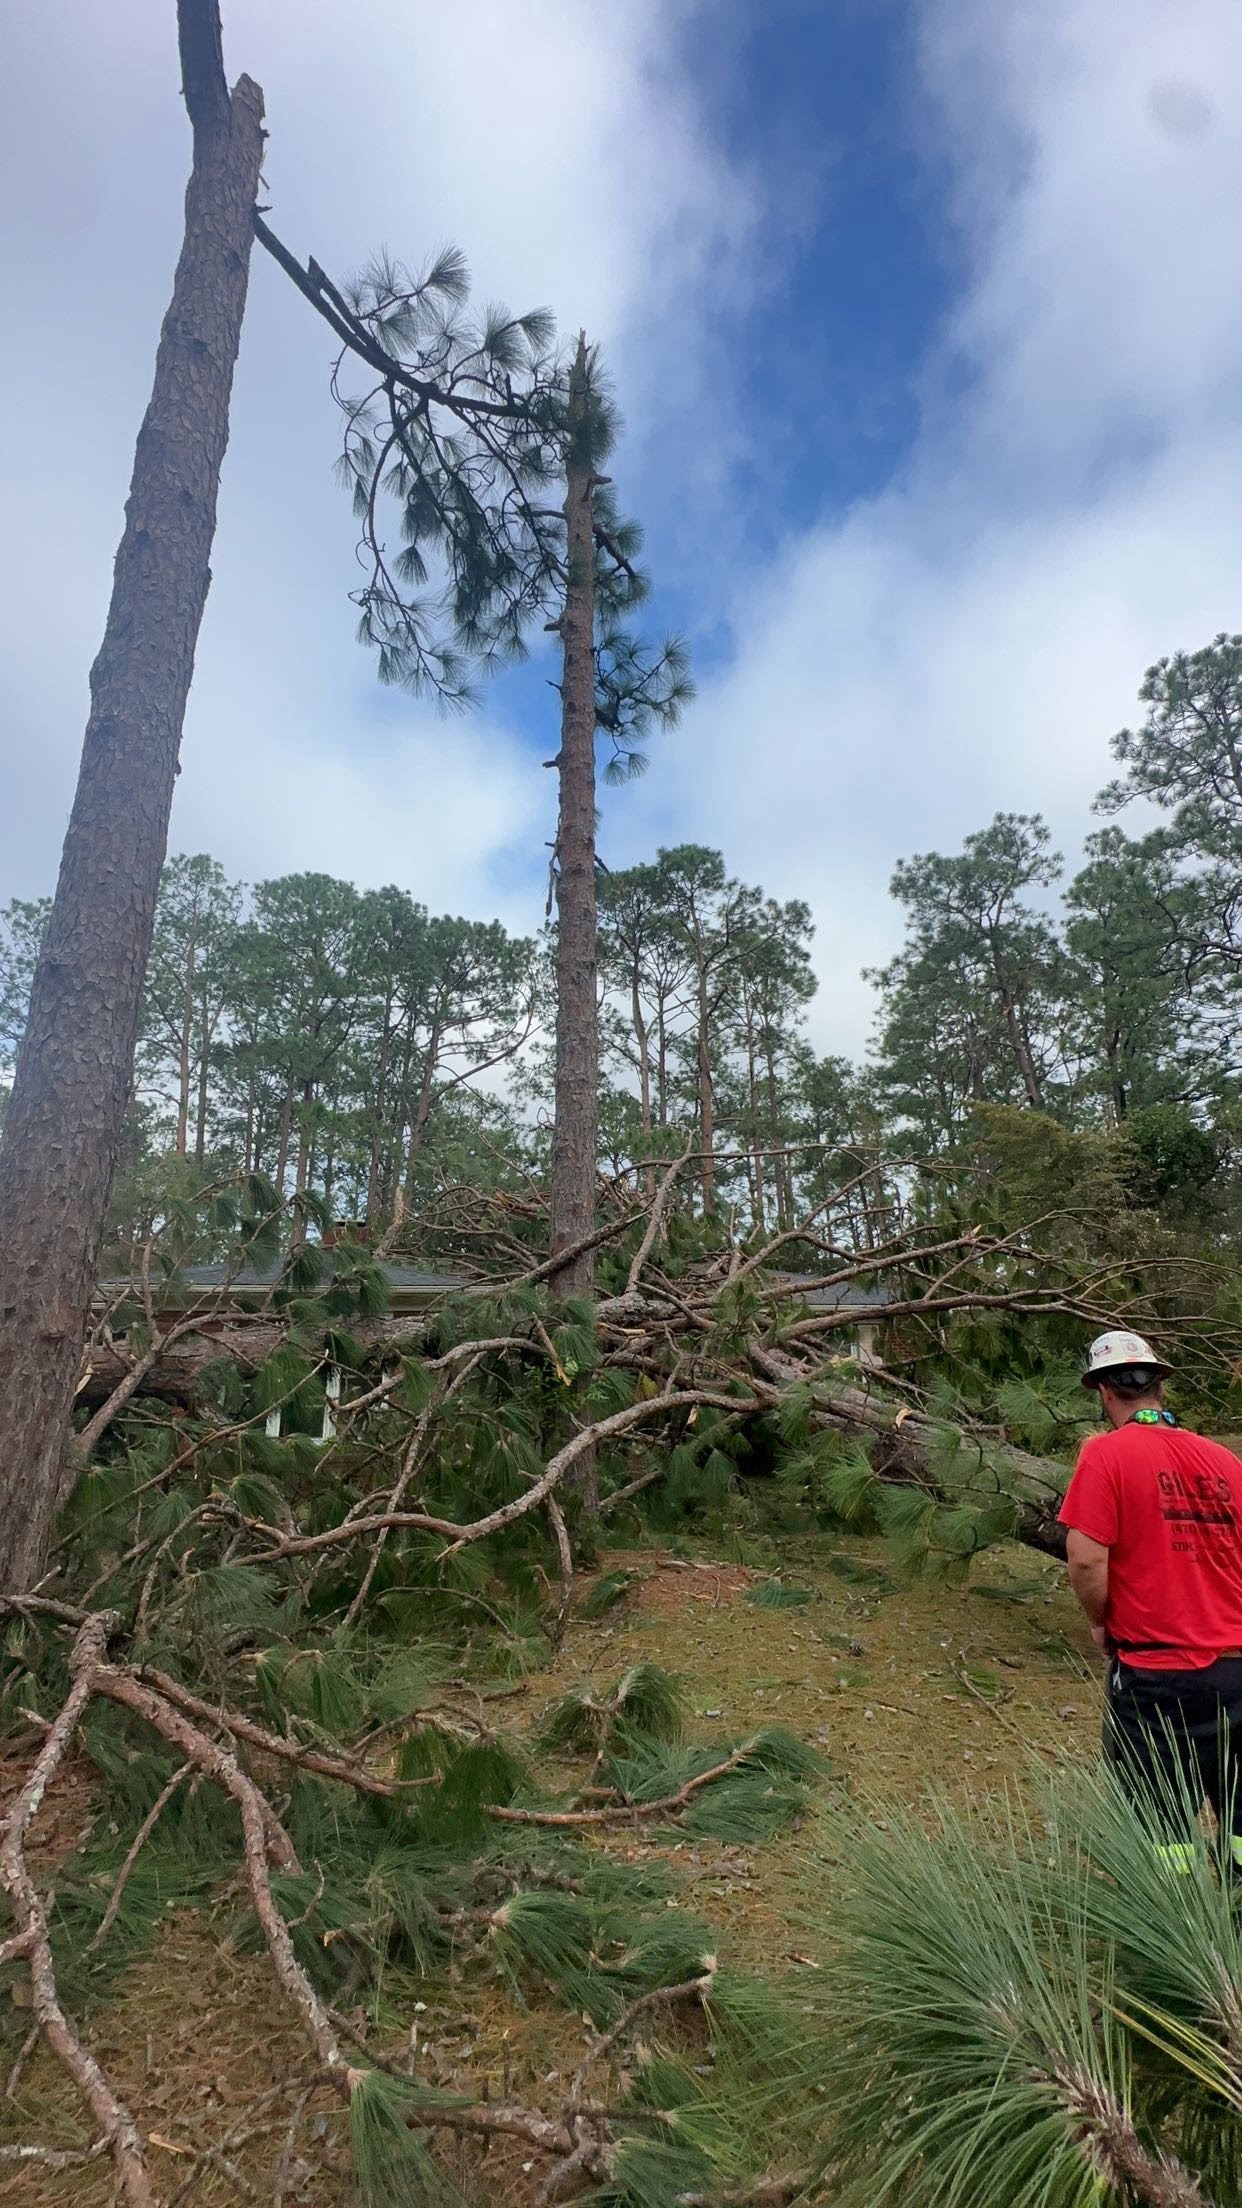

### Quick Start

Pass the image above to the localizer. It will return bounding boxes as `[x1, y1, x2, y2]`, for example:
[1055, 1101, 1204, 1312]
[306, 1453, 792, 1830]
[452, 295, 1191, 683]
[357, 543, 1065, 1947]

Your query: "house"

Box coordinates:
[94, 1255, 893, 1439]
[111, 1257, 464, 1315]
[774, 1277, 894, 1367]
[94, 1255, 464, 1443]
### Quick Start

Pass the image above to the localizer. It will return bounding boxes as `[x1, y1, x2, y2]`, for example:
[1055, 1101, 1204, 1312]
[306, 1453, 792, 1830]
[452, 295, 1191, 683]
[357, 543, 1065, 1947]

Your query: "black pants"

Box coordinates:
[1106, 1656, 1242, 1853]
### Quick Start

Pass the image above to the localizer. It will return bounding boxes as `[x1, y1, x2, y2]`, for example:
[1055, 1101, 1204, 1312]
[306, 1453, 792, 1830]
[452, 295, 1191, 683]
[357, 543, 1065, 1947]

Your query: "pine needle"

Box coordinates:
[428, 1739, 529, 1844]
[488, 1890, 619, 2023]
[349, 2070, 461, 2207]
[824, 1553, 895, 1591]
[582, 1569, 642, 1618]
[746, 1581, 815, 1610]
[682, 1776, 808, 1844]
[540, 1665, 685, 1756]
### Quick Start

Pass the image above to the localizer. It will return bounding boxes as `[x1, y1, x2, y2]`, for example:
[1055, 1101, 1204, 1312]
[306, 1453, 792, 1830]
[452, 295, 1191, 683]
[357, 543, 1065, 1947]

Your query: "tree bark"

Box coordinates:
[174, 933, 196, 1156]
[271, 1074, 295, 1196]
[242, 1073, 256, 1176]
[0, 2, 264, 1595]
[742, 983, 765, 1232]
[630, 956, 655, 1199]
[696, 958, 717, 1215]
[764, 1048, 791, 1232]
[364, 991, 395, 1221]
[547, 337, 598, 1297]
[989, 936, 1043, 1107]
[293, 1078, 315, 1196]
[194, 995, 213, 1164]
[1105, 1026, 1127, 1123]
[402, 1016, 442, 1199]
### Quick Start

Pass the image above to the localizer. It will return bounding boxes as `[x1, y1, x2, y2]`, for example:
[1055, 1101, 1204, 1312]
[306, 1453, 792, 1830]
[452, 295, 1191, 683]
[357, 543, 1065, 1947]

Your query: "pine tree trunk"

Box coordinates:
[174, 935, 196, 1157]
[364, 999, 394, 1221]
[365, 1139, 383, 1224]
[385, 1028, 417, 1220]
[194, 997, 212, 1165]
[547, 337, 598, 1297]
[742, 985, 765, 1231]
[631, 959, 655, 1198]
[1015, 1007, 1043, 1107]
[293, 1080, 315, 1196]
[402, 1020, 442, 1199]
[989, 936, 1043, 1107]
[696, 962, 716, 1215]
[765, 1049, 791, 1232]
[272, 1076, 295, 1197]
[1107, 1027, 1127, 1123]
[0, 5, 264, 1597]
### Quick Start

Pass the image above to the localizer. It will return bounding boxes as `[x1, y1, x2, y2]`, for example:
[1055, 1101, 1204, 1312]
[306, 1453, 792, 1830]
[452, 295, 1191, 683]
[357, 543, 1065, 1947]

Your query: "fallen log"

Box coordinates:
[816, 1380, 1066, 1556]
[76, 1285, 1072, 1561]
[748, 1345, 1067, 1555]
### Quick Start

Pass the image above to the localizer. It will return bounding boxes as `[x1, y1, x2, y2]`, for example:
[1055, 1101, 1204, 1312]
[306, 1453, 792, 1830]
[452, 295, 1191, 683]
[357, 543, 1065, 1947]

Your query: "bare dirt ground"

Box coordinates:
[0, 1529, 1099, 2204]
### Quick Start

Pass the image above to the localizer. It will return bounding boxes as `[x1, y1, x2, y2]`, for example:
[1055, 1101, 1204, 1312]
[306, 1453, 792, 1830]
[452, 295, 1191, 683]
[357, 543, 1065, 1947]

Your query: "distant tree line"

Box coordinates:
[3, 634, 1241, 1252]
[871, 636, 1242, 1166]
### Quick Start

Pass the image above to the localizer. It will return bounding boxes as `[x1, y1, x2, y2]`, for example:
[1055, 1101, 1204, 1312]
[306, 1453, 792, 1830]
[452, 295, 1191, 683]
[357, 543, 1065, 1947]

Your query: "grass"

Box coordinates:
[0, 1524, 1098, 2204]
[569, 1529, 1095, 1969]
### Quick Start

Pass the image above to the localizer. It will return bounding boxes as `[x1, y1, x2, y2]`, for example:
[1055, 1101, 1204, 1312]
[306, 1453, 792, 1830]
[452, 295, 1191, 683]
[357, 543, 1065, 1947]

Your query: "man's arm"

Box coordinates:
[1066, 1528, 1111, 1650]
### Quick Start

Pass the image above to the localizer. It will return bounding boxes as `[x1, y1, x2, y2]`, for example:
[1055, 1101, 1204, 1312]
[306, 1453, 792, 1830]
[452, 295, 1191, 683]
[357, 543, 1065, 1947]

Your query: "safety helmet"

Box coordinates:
[1081, 1329, 1172, 1389]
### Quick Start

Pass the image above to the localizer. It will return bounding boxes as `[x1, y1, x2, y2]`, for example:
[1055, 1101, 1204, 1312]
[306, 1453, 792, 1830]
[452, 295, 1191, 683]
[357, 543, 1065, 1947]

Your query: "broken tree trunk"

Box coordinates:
[0, 2, 265, 1595]
[808, 1376, 1064, 1554]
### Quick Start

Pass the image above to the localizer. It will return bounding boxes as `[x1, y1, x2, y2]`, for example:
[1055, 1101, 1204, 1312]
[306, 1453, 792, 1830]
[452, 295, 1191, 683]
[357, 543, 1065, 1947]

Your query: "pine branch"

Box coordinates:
[19, 1624, 360, 2113]
[546, 1493, 574, 1648]
[0, 2142, 109, 2172]
[1048, 2061, 1210, 2208]
[133, 1665, 432, 1800]
[245, 1386, 755, 1566]
[566, 1963, 716, 2110]
[674, 2181, 811, 2207]
[626, 1139, 694, 1293]
[338, 1348, 482, 1631]
[488, 1738, 758, 1828]
[0, 1614, 154, 2208]
[401, 2098, 576, 2153]
[252, 217, 534, 425]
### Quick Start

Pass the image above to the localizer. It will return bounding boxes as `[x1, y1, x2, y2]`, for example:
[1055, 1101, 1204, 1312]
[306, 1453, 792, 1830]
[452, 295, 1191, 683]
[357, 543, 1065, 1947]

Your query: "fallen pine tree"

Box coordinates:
[1, 1164, 1236, 2201]
[72, 1157, 1223, 1587]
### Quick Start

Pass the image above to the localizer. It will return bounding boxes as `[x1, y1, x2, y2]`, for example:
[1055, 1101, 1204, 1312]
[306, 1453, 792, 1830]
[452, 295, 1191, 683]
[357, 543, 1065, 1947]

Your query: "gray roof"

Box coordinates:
[99, 1258, 893, 1311]
[776, 1275, 894, 1311]
[99, 1257, 463, 1298]
[173, 1260, 459, 1291]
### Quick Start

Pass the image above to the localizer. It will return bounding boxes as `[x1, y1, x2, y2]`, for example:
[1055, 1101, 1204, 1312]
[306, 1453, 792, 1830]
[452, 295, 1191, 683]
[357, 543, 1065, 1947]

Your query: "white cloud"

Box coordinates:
[0, 0, 758, 911]
[631, 0, 1242, 1058]
[8, 0, 1242, 1087]
[923, 0, 1242, 472]
[176, 699, 544, 928]
[244, 0, 758, 385]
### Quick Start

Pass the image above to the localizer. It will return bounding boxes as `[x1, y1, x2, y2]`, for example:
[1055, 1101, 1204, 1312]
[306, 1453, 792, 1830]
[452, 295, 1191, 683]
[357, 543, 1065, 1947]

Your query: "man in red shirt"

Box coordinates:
[1059, 1329, 1242, 1871]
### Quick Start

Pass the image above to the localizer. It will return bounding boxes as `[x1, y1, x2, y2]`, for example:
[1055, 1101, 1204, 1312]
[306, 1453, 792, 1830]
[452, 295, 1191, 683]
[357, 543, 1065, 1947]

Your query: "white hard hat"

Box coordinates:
[1081, 1329, 1172, 1389]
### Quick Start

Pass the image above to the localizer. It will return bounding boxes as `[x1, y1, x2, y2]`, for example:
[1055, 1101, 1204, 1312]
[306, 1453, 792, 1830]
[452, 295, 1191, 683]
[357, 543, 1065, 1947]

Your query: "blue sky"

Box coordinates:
[681, 0, 944, 535]
[4, 0, 1242, 1057]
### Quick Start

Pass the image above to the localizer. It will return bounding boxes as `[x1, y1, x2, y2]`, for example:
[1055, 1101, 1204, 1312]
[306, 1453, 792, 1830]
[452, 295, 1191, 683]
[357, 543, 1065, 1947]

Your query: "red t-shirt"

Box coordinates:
[1058, 1423, 1242, 1668]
